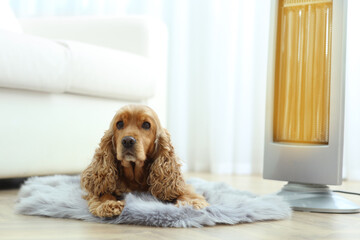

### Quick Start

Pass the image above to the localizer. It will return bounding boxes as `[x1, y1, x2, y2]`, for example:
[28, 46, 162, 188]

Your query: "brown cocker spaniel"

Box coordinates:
[81, 105, 209, 217]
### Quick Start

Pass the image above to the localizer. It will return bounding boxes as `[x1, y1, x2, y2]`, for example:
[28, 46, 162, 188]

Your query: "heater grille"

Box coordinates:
[273, 0, 332, 144]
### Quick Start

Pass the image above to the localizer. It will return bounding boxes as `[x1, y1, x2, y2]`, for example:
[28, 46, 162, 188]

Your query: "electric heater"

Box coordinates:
[264, 0, 359, 213]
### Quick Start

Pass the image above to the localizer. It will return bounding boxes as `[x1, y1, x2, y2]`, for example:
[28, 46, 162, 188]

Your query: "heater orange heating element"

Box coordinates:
[273, 0, 332, 144]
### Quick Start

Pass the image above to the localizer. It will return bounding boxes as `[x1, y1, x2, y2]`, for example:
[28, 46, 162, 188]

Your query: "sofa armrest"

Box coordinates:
[19, 16, 168, 125]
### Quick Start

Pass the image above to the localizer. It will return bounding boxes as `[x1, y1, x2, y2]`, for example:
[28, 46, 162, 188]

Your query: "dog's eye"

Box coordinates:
[142, 121, 151, 130]
[116, 121, 124, 129]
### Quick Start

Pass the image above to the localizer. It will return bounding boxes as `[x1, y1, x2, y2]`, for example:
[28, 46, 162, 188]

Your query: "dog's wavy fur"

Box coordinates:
[81, 105, 209, 217]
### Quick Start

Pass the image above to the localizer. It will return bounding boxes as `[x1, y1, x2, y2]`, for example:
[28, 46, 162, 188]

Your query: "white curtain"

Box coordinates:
[165, 0, 269, 175]
[10, 0, 360, 180]
[344, 0, 360, 181]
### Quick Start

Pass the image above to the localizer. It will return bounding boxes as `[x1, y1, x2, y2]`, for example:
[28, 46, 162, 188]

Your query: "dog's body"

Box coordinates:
[81, 105, 209, 217]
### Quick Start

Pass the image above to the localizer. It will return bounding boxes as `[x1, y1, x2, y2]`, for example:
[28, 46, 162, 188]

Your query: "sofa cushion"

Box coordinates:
[59, 40, 155, 101]
[0, 30, 69, 93]
[0, 30, 155, 101]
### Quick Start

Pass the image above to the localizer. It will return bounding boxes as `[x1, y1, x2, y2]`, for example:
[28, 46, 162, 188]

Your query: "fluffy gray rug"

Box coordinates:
[15, 175, 291, 227]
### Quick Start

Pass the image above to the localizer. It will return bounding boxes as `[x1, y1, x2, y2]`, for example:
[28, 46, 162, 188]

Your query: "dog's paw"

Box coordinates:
[175, 198, 210, 210]
[191, 199, 210, 209]
[96, 200, 125, 217]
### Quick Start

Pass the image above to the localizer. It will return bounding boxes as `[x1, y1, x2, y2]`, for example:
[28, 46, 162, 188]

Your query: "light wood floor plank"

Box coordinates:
[0, 173, 359, 240]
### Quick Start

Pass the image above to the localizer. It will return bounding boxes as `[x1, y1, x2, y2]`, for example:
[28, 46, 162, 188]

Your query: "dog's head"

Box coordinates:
[110, 105, 161, 164]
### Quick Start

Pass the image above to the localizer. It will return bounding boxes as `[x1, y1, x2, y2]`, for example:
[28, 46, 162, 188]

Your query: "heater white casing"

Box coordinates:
[264, 0, 348, 185]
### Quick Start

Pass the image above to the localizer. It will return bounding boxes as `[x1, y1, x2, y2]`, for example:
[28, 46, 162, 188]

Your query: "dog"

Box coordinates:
[80, 105, 209, 217]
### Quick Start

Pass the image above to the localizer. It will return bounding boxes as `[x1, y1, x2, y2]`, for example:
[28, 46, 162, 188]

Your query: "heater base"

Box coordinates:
[278, 182, 360, 213]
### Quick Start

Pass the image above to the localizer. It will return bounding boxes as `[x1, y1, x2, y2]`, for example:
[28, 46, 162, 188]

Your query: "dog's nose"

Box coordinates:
[122, 136, 136, 149]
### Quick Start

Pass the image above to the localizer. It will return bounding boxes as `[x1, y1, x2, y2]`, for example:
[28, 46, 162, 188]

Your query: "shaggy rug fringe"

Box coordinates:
[15, 175, 291, 227]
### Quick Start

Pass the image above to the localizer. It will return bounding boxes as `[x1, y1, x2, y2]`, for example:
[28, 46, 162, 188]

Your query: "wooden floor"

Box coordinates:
[1, 173, 360, 240]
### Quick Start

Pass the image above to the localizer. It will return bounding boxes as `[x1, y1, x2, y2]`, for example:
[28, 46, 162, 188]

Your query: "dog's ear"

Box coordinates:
[148, 128, 186, 201]
[80, 129, 118, 196]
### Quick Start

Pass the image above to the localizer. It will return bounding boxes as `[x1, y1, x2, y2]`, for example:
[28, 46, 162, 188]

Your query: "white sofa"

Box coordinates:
[0, 12, 167, 178]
